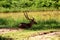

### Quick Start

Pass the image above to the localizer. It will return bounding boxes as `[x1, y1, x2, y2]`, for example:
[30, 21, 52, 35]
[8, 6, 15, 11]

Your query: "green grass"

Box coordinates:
[0, 12, 60, 29]
[0, 18, 60, 30]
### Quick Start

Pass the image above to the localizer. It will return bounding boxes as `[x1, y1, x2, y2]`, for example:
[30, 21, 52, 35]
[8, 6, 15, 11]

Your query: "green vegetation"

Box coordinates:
[0, 0, 60, 12]
[0, 17, 60, 30]
[0, 18, 21, 28]
[0, 0, 60, 40]
[0, 12, 60, 29]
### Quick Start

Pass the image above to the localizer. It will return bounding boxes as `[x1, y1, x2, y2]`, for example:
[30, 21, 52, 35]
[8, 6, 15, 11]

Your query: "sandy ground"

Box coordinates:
[28, 31, 60, 40]
[0, 28, 60, 40]
[0, 28, 23, 34]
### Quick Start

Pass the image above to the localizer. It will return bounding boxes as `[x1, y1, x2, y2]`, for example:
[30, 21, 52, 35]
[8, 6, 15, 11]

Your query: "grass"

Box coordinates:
[0, 11, 60, 29]
[0, 11, 60, 40]
[0, 29, 60, 40]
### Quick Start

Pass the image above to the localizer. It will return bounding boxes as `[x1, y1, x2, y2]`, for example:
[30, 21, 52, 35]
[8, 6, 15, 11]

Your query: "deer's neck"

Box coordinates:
[28, 22, 33, 26]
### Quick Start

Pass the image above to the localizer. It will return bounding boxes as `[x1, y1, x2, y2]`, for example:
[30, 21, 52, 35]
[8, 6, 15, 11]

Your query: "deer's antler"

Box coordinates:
[23, 11, 32, 20]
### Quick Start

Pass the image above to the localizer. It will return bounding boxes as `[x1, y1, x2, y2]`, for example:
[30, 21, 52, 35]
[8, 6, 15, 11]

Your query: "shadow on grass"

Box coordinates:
[0, 36, 13, 40]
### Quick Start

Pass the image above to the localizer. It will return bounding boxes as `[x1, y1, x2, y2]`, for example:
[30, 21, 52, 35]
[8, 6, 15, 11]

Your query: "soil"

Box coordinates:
[0, 28, 60, 40]
[0, 28, 23, 34]
[28, 31, 60, 40]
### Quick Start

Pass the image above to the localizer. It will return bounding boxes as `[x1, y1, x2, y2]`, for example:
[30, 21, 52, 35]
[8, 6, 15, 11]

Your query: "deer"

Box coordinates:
[18, 11, 37, 28]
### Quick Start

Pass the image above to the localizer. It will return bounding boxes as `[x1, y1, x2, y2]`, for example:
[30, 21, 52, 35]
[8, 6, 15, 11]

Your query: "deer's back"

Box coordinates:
[19, 23, 31, 28]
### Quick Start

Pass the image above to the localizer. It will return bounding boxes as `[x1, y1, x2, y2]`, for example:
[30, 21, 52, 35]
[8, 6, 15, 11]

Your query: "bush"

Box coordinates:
[0, 0, 60, 12]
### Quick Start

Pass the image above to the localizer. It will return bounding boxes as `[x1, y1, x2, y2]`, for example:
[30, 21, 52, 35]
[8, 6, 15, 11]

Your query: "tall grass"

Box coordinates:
[0, 12, 60, 29]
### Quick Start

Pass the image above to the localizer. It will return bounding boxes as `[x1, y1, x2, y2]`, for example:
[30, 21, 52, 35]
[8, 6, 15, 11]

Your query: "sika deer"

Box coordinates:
[18, 11, 37, 28]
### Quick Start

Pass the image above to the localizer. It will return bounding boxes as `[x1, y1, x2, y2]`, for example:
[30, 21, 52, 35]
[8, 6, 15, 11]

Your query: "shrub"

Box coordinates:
[0, 0, 60, 12]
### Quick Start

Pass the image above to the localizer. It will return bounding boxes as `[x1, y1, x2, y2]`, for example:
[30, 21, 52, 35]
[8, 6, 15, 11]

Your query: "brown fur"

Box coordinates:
[18, 11, 37, 28]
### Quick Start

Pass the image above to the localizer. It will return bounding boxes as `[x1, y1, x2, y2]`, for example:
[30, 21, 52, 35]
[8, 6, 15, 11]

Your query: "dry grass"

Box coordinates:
[0, 11, 60, 21]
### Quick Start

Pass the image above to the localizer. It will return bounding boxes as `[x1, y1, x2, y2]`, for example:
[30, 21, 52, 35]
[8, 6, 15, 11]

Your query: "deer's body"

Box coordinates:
[19, 23, 32, 28]
[18, 11, 37, 28]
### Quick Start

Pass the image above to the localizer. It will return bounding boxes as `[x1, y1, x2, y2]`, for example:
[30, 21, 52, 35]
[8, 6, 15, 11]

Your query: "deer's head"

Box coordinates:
[30, 18, 37, 24]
